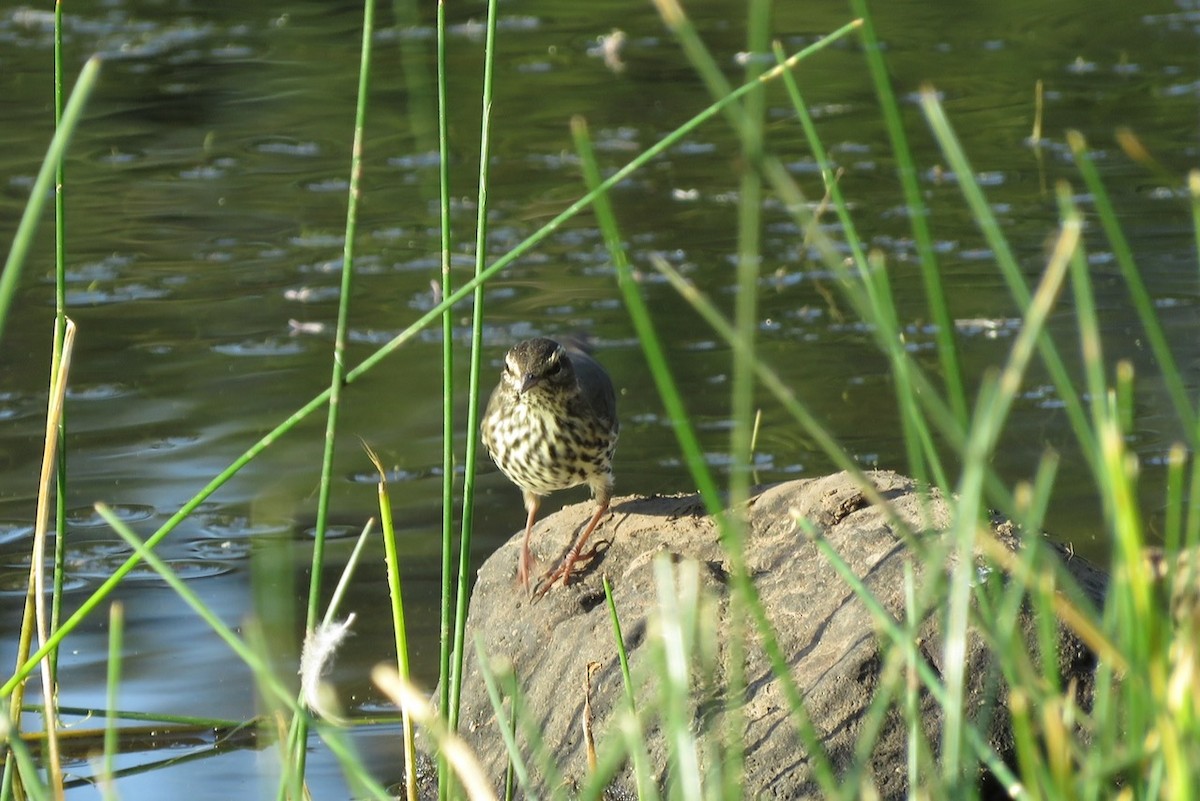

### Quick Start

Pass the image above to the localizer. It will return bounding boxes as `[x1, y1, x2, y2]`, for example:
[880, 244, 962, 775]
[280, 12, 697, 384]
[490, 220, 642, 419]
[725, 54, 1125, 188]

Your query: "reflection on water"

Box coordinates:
[1, 0, 1198, 796]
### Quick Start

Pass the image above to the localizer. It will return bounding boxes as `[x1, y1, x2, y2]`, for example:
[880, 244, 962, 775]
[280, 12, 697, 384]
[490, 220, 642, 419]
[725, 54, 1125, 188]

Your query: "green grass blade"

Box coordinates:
[0, 56, 100, 343]
[49, 0, 70, 701]
[602, 577, 658, 801]
[436, 0, 456, 733]
[367, 447, 417, 800]
[847, 0, 967, 425]
[1067, 131, 1197, 440]
[291, 0, 377, 787]
[919, 88, 1098, 472]
[100, 602, 124, 801]
[449, 0, 500, 743]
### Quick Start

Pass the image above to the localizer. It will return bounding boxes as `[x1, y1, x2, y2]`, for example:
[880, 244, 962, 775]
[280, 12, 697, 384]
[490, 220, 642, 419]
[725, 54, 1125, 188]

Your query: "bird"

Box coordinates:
[481, 337, 619, 594]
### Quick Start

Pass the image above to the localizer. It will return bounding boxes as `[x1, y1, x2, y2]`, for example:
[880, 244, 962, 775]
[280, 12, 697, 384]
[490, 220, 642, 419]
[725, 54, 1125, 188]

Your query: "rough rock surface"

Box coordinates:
[433, 471, 1104, 799]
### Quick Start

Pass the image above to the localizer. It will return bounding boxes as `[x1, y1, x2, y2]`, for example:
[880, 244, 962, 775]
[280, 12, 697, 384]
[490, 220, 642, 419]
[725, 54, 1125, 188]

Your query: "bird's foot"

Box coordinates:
[531, 538, 611, 600]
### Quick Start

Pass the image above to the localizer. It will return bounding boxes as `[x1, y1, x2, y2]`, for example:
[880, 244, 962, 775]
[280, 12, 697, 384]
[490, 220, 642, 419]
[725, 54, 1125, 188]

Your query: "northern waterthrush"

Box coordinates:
[482, 337, 619, 594]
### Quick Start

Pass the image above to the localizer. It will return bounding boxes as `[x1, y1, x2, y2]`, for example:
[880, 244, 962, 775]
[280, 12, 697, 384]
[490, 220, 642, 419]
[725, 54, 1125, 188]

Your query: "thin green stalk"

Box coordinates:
[28, 706, 248, 730]
[472, 640, 537, 799]
[1068, 132, 1197, 440]
[368, 448, 417, 801]
[0, 706, 50, 801]
[449, 0, 500, 739]
[903, 564, 921, 801]
[572, 115, 718, 526]
[14, 318, 75, 801]
[1190, 171, 1200, 279]
[721, 2, 771, 794]
[101, 522, 396, 798]
[436, 1, 455, 796]
[436, 0, 455, 727]
[324, 521, 374, 627]
[94, 506, 407, 798]
[292, 0, 376, 789]
[650, 3, 945, 503]
[848, 0, 968, 425]
[307, 0, 376, 635]
[602, 577, 658, 801]
[1164, 444, 1186, 557]
[50, 0, 69, 699]
[100, 603, 124, 801]
[0, 57, 99, 342]
[654, 558, 702, 800]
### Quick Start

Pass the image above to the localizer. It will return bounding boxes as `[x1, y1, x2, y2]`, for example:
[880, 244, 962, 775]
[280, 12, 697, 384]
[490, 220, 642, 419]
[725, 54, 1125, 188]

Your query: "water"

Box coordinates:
[1, 0, 1198, 796]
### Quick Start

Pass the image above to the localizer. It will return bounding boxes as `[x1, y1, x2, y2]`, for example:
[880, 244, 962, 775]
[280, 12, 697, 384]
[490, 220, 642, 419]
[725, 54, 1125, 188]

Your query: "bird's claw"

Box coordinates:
[530, 538, 611, 600]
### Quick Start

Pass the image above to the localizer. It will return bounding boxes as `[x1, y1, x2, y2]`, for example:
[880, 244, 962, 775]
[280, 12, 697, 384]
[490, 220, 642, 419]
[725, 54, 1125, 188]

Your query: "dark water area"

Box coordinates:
[1, 0, 1198, 796]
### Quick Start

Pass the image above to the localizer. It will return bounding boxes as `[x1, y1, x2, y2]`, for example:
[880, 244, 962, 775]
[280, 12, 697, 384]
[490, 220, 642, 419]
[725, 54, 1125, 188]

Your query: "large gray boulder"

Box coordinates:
[435, 470, 1103, 798]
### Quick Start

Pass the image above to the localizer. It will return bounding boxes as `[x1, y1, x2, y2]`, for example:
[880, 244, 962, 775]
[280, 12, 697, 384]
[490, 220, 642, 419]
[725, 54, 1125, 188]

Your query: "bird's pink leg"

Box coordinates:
[518, 491, 541, 588]
[536, 494, 609, 596]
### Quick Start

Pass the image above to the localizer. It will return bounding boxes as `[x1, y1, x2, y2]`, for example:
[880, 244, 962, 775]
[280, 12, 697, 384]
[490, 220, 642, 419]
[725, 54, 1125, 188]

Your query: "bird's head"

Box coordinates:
[503, 337, 575, 397]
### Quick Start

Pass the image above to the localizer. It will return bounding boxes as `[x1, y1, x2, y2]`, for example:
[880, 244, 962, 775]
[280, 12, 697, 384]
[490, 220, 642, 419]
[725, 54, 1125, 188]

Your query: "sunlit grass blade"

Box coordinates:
[365, 445, 417, 800]
[1068, 131, 1197, 441]
[374, 666, 498, 801]
[937, 187, 1079, 788]
[49, 0, 70, 705]
[11, 317, 75, 801]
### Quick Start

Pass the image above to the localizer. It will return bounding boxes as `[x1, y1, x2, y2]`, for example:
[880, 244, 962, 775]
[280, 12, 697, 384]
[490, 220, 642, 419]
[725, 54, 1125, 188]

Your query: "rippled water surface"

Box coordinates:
[1, 0, 1199, 797]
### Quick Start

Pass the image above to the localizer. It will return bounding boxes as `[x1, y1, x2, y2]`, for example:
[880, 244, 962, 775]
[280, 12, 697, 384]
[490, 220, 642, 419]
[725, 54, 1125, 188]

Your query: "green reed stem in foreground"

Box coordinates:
[50, 0, 69, 699]
[99, 507, 301, 712]
[436, 0, 456, 739]
[602, 577, 659, 801]
[919, 90, 1098, 476]
[100, 603, 124, 800]
[287, 0, 376, 791]
[0, 56, 99, 344]
[449, 0, 500, 745]
[368, 447, 417, 801]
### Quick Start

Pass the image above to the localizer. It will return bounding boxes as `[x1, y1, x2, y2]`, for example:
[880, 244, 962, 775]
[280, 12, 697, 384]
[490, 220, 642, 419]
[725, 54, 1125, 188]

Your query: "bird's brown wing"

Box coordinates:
[565, 346, 618, 432]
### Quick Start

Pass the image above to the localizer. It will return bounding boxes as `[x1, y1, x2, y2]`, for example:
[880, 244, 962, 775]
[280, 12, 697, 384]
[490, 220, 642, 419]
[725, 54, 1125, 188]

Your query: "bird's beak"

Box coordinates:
[518, 373, 540, 394]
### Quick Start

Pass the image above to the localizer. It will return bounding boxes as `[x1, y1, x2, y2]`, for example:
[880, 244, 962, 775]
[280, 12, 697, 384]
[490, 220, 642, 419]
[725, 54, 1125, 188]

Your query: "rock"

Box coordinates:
[434, 470, 1104, 799]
